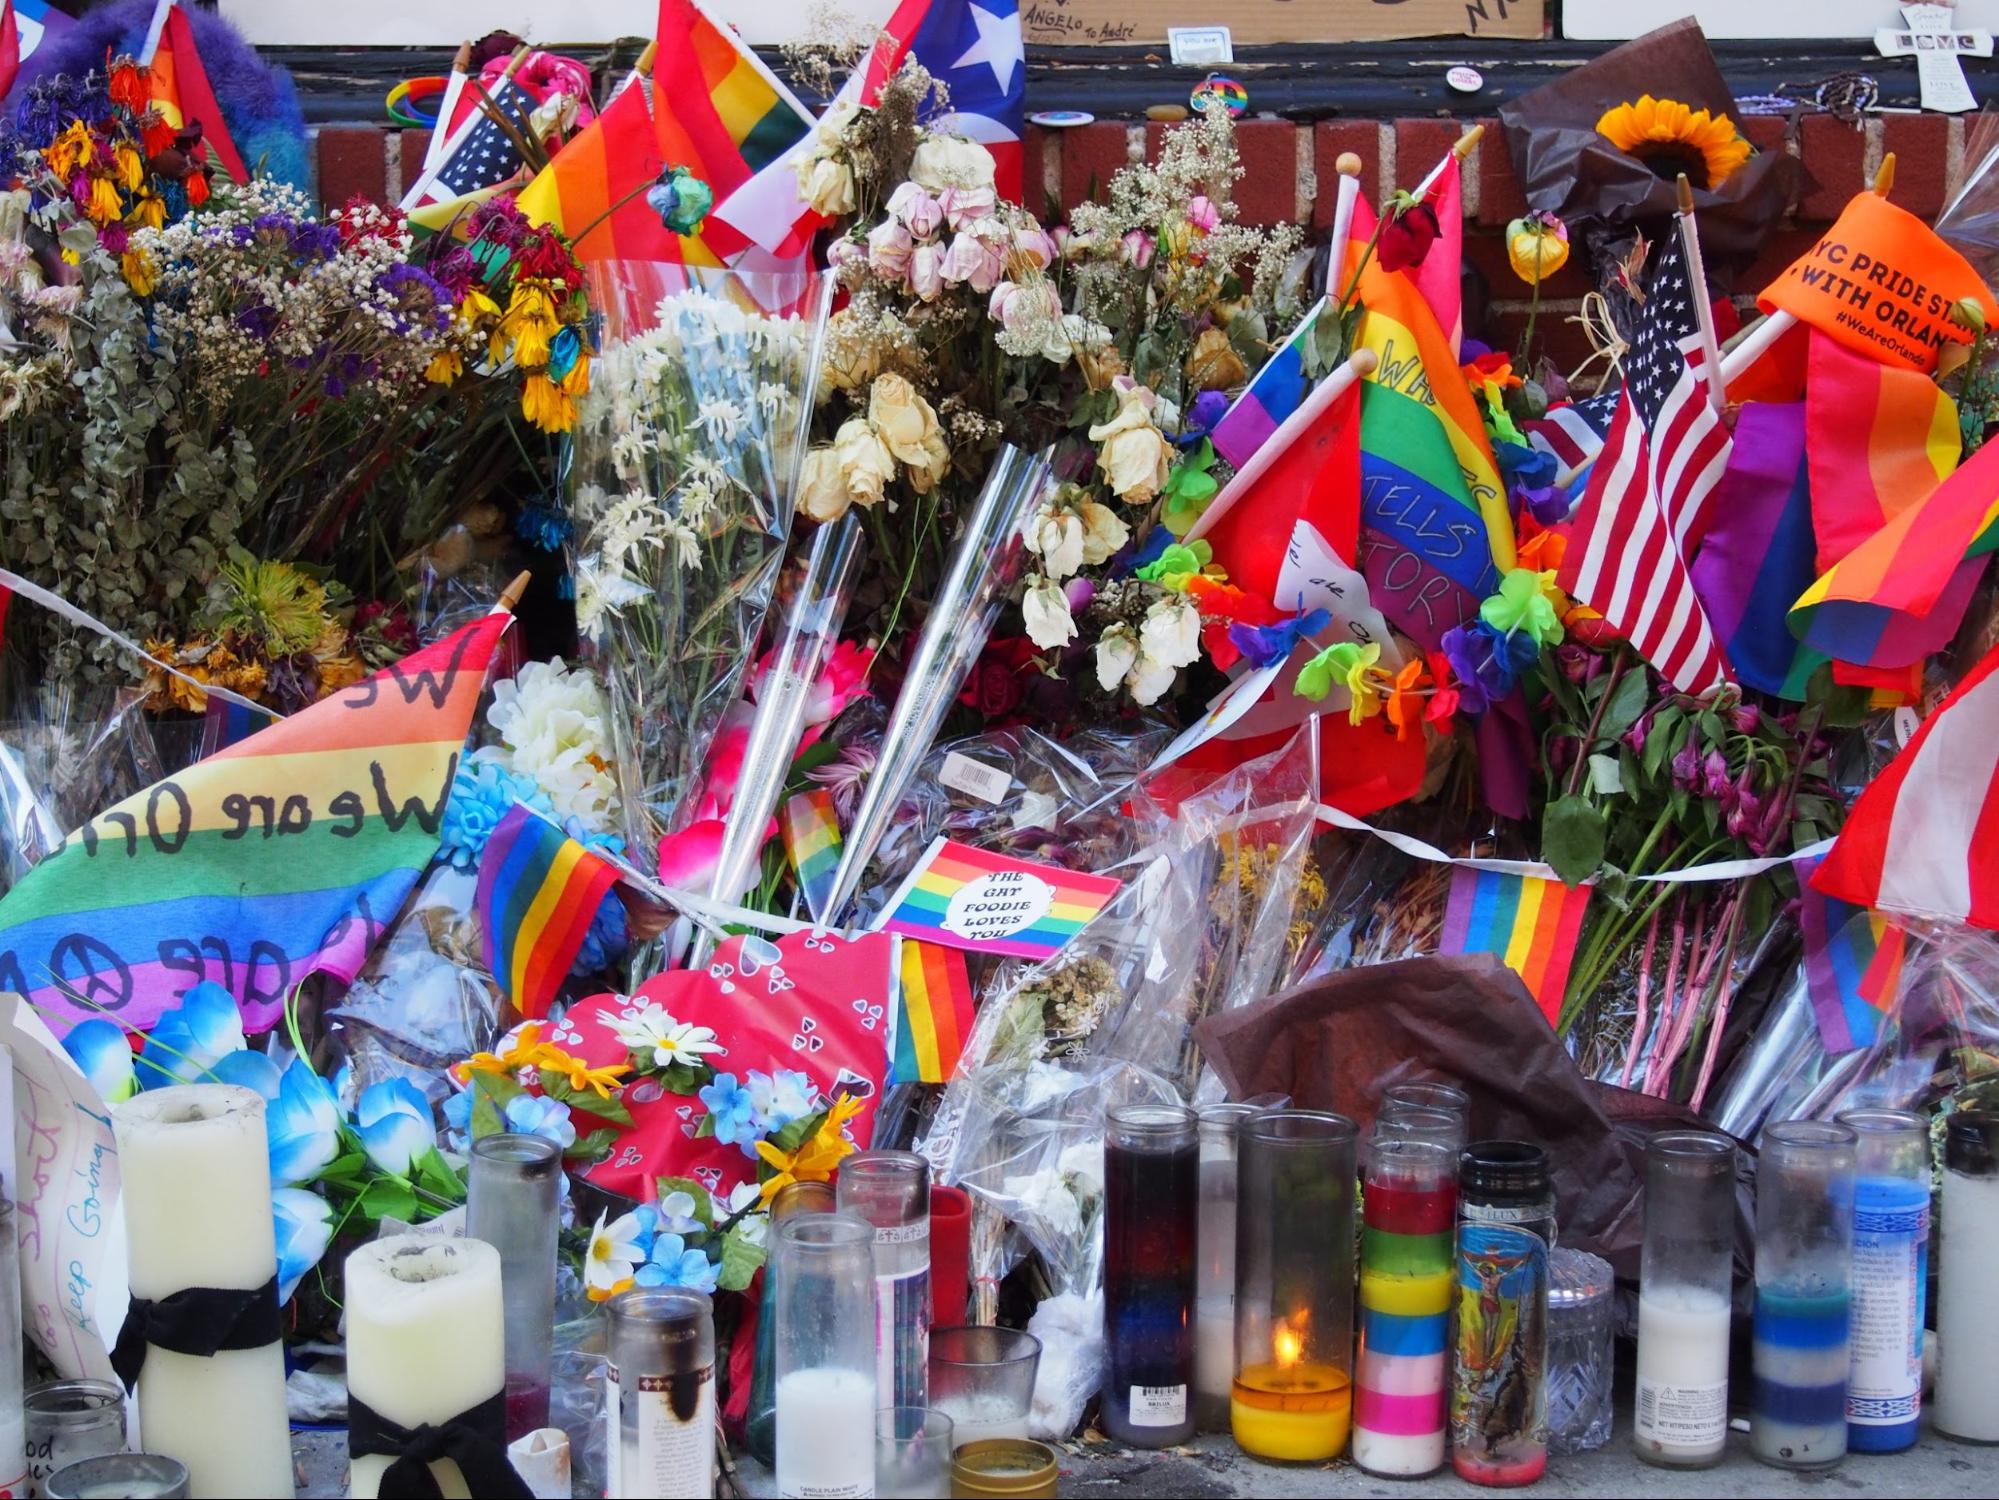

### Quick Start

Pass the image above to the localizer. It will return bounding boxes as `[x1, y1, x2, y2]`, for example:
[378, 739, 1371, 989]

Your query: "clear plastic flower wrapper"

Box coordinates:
[568, 261, 827, 869]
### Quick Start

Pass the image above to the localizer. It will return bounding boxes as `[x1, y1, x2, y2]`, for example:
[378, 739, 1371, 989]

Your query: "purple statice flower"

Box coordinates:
[322, 351, 378, 399]
[375, 262, 453, 335]
[288, 221, 342, 262]
[236, 303, 279, 339]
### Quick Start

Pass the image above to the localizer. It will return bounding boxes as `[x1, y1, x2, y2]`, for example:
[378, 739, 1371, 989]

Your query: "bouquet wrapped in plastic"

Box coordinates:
[569, 264, 825, 868]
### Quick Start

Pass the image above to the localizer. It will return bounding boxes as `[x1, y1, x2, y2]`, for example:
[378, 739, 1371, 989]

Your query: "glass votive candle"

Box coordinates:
[1102, 1103, 1199, 1448]
[1634, 1132, 1736, 1468]
[772, 1212, 878, 1499]
[929, 1326, 1041, 1447]
[1545, 1247, 1614, 1457]
[1231, 1111, 1358, 1463]
[876, 1407, 953, 1500]
[24, 1378, 126, 1498]
[1381, 1081, 1471, 1129]
[949, 1439, 1058, 1499]
[1376, 1106, 1467, 1153]
[465, 1132, 562, 1438]
[1451, 1220, 1550, 1486]
[43, 1454, 189, 1499]
[1752, 1119, 1857, 1472]
[1837, 1108, 1929, 1455]
[1195, 1102, 1257, 1432]
[747, 1181, 837, 1468]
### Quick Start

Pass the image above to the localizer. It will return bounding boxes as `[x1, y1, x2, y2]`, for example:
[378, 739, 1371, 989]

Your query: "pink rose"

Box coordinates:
[866, 218, 914, 279]
[1186, 195, 1220, 234]
[1121, 229, 1156, 269]
[753, 639, 875, 734]
[910, 242, 945, 301]
[654, 817, 775, 896]
[888, 182, 944, 239]
[941, 230, 1003, 293]
[938, 185, 997, 232]
[1011, 226, 1056, 270]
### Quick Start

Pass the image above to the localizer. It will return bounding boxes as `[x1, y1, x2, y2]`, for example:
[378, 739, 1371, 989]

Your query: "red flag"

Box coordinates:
[150, 4, 248, 183]
[1198, 383, 1361, 607]
[0, 0, 19, 101]
[1813, 638, 1999, 931]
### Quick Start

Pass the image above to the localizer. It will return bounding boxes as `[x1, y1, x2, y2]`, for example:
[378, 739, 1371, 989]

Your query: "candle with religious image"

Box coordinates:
[1752, 1120, 1856, 1471]
[1231, 1112, 1357, 1462]
[1102, 1104, 1199, 1448]
[112, 1085, 293, 1500]
[1450, 1220, 1550, 1487]
[1354, 1135, 1455, 1477]
[1836, 1109, 1928, 1454]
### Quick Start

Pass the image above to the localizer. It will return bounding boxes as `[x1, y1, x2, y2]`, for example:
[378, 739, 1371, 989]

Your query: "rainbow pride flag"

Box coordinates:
[876, 838, 1122, 962]
[145, 3, 247, 182]
[781, 789, 843, 925]
[0, 610, 511, 1036]
[891, 937, 976, 1085]
[1798, 855, 1906, 1055]
[476, 805, 622, 1020]
[1439, 867, 1591, 1022]
[1210, 298, 1324, 470]
[1352, 243, 1515, 649]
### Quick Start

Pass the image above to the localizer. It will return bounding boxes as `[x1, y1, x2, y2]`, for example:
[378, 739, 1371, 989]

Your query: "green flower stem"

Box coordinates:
[1564, 645, 1629, 798]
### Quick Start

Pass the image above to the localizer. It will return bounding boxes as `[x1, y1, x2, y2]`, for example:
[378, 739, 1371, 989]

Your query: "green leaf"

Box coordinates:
[772, 1109, 822, 1155]
[318, 1150, 369, 1184]
[657, 1061, 711, 1096]
[470, 1069, 525, 1140]
[566, 1127, 618, 1166]
[1541, 794, 1607, 886]
[1596, 669, 1651, 745]
[357, 1177, 419, 1225]
[414, 1148, 465, 1203]
[1586, 753, 1624, 797]
[1641, 707, 1684, 781]
[655, 1176, 716, 1228]
[717, 1224, 767, 1292]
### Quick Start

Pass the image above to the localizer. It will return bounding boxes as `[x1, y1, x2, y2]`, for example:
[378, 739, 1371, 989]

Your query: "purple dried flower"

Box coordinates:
[1700, 750, 1733, 806]
[1671, 739, 1700, 788]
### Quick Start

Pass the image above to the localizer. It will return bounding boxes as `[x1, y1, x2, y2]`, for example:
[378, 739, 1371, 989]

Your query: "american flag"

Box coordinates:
[1522, 390, 1620, 492]
[423, 79, 536, 202]
[1557, 232, 1736, 696]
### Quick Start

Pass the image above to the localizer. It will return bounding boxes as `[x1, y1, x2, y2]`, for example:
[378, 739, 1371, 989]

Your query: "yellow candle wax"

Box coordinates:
[1230, 1363, 1352, 1462]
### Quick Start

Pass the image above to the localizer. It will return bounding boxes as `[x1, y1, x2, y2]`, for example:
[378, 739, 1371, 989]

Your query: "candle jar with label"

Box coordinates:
[606, 1288, 715, 1500]
[1103, 1103, 1199, 1447]
[1354, 1135, 1454, 1478]
[1231, 1111, 1357, 1463]
[1634, 1132, 1737, 1468]
[1458, 1141, 1556, 1245]
[1938, 1110, 1999, 1443]
[1836, 1108, 1928, 1454]
[772, 1212, 878, 1499]
[465, 1132, 562, 1439]
[1194, 1102, 1256, 1431]
[746, 1181, 836, 1467]
[1752, 1120, 1856, 1472]
[837, 1150, 932, 1410]
[1450, 1216, 1550, 1487]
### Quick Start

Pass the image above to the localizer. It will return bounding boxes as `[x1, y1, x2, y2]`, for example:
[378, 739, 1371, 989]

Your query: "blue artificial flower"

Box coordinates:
[438, 760, 554, 871]
[573, 892, 628, 977]
[272, 1188, 336, 1305]
[354, 1079, 436, 1178]
[268, 1060, 343, 1187]
[1441, 619, 1540, 717]
[62, 1020, 137, 1105]
[655, 1189, 703, 1236]
[698, 1073, 761, 1153]
[1122, 524, 1175, 578]
[546, 325, 584, 384]
[136, 982, 248, 1090]
[1228, 607, 1331, 671]
[745, 1070, 815, 1142]
[1179, 389, 1231, 444]
[504, 1093, 578, 1151]
[646, 166, 715, 236]
[1494, 440, 1558, 491]
[210, 1049, 283, 1101]
[633, 1232, 720, 1294]
[441, 1088, 474, 1150]
[514, 503, 572, 553]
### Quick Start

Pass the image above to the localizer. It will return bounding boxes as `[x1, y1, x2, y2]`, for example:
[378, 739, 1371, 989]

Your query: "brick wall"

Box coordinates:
[321, 110, 1970, 368]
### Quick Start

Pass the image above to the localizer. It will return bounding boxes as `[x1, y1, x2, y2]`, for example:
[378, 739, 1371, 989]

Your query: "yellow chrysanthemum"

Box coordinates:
[84, 174, 124, 227]
[424, 349, 463, 386]
[754, 1094, 865, 1205]
[521, 372, 576, 434]
[120, 249, 157, 298]
[1596, 95, 1752, 190]
[42, 121, 92, 181]
[113, 144, 145, 191]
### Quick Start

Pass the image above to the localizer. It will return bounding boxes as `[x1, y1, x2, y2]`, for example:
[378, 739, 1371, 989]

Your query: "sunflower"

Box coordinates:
[1595, 96, 1752, 190]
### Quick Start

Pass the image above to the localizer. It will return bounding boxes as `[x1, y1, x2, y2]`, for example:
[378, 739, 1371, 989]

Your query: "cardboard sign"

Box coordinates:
[1760, 191, 1998, 373]
[1022, 0, 1541, 44]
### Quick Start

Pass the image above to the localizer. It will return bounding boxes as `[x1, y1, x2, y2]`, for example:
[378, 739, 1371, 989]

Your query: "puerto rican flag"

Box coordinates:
[709, 0, 1024, 259]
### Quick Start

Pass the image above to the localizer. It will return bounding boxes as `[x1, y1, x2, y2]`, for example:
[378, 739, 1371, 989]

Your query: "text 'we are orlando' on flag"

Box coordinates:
[0, 609, 512, 1036]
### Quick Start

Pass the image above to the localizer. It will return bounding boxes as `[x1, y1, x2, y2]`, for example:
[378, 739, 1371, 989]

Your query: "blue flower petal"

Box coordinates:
[210, 1049, 283, 1100]
[63, 1020, 137, 1104]
[272, 1188, 335, 1304]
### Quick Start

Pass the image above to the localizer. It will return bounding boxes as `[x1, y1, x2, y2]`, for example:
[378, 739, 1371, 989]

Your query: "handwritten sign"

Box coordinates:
[0, 995, 127, 1387]
[875, 840, 1122, 962]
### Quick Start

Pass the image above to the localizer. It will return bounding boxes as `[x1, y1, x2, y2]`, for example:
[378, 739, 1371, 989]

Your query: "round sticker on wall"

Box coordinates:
[1190, 75, 1249, 117]
[1446, 65, 1485, 94]
[1029, 110, 1095, 128]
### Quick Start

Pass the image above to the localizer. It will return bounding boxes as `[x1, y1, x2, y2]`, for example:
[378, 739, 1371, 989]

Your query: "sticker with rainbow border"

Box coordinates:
[873, 837, 1123, 961]
[1191, 75, 1248, 118]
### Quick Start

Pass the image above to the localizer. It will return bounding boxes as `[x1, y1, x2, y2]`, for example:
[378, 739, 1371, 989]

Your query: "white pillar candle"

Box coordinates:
[112, 1085, 292, 1500]
[774, 1368, 874, 1498]
[1937, 1114, 1999, 1443]
[346, 1236, 506, 1500]
[1634, 1286, 1732, 1463]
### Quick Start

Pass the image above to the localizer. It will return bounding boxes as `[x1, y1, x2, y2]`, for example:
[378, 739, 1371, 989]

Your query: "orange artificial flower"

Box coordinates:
[1384, 657, 1432, 741]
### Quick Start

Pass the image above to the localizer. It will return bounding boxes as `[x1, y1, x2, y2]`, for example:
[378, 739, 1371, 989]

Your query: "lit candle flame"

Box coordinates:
[1273, 1322, 1303, 1368]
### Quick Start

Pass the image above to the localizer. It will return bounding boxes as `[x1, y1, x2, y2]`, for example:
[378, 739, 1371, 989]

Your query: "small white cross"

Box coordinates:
[1877, 3, 1993, 114]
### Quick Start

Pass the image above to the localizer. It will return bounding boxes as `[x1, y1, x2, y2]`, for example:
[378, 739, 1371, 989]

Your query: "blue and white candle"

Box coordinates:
[1839, 1110, 1929, 1454]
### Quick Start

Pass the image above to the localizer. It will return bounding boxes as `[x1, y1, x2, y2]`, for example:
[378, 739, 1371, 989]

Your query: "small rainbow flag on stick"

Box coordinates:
[1439, 868, 1592, 1022]
[475, 805, 623, 1020]
[1798, 855, 1906, 1055]
[876, 838, 1122, 962]
[781, 790, 843, 925]
[892, 938, 976, 1085]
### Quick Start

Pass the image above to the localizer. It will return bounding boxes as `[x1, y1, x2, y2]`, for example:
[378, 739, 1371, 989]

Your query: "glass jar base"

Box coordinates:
[1633, 1443, 1725, 1470]
[1935, 1425, 1999, 1447]
[1356, 1460, 1447, 1481]
[1753, 1451, 1846, 1472]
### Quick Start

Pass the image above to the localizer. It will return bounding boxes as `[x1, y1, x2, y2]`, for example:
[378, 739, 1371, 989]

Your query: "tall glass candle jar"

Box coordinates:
[1354, 1135, 1455, 1478]
[1450, 1220, 1549, 1486]
[838, 1150, 932, 1409]
[1376, 1107, 1466, 1153]
[1938, 1110, 1999, 1443]
[772, 1213, 878, 1499]
[606, 1288, 715, 1499]
[1459, 1142, 1555, 1246]
[1103, 1103, 1199, 1448]
[1634, 1131, 1737, 1468]
[1836, 1108, 1928, 1454]
[747, 1181, 836, 1467]
[1752, 1120, 1856, 1471]
[1195, 1103, 1256, 1431]
[465, 1132, 562, 1438]
[1231, 1112, 1357, 1463]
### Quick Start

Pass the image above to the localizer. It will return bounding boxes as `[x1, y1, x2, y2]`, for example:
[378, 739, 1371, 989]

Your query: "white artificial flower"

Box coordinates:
[585, 1209, 647, 1296]
[484, 659, 621, 827]
[1139, 595, 1202, 671]
[1125, 647, 1179, 706]
[910, 134, 999, 194]
[695, 398, 744, 444]
[1023, 504, 1085, 580]
[609, 1003, 725, 1071]
[1095, 626, 1139, 694]
[1021, 576, 1077, 651]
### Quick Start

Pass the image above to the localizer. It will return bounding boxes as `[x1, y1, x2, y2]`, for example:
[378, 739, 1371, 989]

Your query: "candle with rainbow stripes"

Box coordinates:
[1354, 1136, 1456, 1478]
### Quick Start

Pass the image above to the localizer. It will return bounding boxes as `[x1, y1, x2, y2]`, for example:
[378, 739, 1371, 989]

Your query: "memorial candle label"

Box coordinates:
[608, 1365, 713, 1498]
[875, 839, 1121, 961]
[1847, 1179, 1927, 1440]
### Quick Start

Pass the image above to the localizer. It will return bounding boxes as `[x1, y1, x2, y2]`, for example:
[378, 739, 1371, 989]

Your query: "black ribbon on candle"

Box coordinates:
[348, 1389, 532, 1500]
[109, 1274, 282, 1390]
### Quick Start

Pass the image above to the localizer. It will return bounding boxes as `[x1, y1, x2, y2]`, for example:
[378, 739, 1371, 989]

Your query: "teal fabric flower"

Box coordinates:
[136, 982, 245, 1090]
[273, 1188, 335, 1304]
[635, 1232, 719, 1294]
[439, 761, 553, 871]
